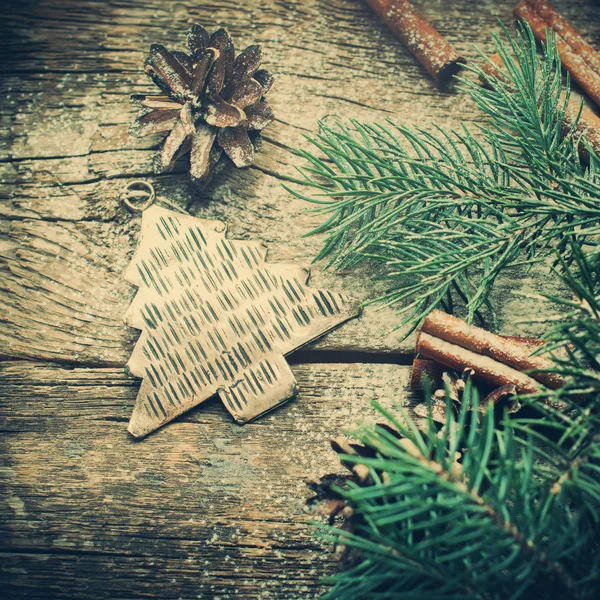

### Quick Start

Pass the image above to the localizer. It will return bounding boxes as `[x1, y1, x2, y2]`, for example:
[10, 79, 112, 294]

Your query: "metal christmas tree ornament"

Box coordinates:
[123, 194, 361, 438]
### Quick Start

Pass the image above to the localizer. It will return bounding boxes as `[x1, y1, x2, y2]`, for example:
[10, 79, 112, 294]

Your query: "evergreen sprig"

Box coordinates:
[286, 24, 600, 335]
[317, 247, 600, 599]
[296, 22, 600, 599]
[319, 397, 600, 598]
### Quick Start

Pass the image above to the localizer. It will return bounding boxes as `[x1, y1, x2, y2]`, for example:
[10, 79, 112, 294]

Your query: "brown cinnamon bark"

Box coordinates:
[481, 52, 600, 160]
[563, 99, 600, 161]
[420, 310, 565, 389]
[364, 0, 466, 86]
[411, 336, 543, 391]
[416, 332, 542, 394]
[483, 383, 517, 405]
[514, 1, 600, 108]
[479, 52, 515, 88]
[526, 0, 600, 76]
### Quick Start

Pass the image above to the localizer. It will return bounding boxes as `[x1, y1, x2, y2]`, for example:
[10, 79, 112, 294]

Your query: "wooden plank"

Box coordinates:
[2, 0, 597, 364]
[0, 213, 563, 364]
[0, 360, 413, 599]
[0, 213, 410, 364]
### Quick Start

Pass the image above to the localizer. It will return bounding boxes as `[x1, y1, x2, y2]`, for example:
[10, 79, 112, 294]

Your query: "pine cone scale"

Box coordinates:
[245, 101, 275, 131]
[134, 95, 181, 110]
[156, 121, 190, 172]
[225, 78, 263, 109]
[172, 51, 194, 74]
[209, 28, 235, 78]
[254, 69, 274, 94]
[179, 102, 196, 136]
[232, 44, 262, 80]
[190, 123, 218, 181]
[205, 97, 245, 128]
[218, 126, 254, 168]
[135, 108, 180, 136]
[132, 24, 274, 183]
[191, 49, 216, 97]
[206, 56, 226, 97]
[188, 24, 209, 58]
[145, 44, 192, 102]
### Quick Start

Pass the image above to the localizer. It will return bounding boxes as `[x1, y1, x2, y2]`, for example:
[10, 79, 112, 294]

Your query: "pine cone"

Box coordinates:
[131, 25, 275, 183]
[413, 369, 520, 424]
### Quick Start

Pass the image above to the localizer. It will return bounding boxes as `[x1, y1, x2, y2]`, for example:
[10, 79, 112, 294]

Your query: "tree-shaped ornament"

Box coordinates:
[125, 206, 361, 438]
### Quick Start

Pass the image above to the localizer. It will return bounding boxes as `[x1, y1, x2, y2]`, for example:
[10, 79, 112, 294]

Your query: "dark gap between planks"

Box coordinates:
[289, 350, 414, 365]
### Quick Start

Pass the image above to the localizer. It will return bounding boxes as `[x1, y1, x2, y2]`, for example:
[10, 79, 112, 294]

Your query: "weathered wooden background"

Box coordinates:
[1, 0, 599, 598]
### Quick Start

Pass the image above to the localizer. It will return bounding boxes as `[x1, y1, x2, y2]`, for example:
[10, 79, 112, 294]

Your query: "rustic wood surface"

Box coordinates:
[1, 0, 599, 598]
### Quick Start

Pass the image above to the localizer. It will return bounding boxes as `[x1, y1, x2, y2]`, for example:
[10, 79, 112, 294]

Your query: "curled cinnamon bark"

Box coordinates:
[514, 0, 600, 108]
[410, 358, 444, 390]
[364, 0, 466, 86]
[483, 383, 517, 405]
[419, 310, 565, 390]
[481, 52, 600, 160]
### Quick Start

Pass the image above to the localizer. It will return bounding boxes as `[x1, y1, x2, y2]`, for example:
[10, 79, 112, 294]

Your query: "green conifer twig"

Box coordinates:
[296, 22, 600, 599]
[285, 23, 600, 336]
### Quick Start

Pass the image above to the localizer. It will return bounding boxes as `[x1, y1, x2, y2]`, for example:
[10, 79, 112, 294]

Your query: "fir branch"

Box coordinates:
[287, 23, 600, 334]
[316, 247, 600, 600]
[513, 245, 600, 513]
[318, 393, 597, 599]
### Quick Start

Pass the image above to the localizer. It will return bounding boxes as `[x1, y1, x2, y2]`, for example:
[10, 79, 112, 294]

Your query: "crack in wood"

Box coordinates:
[0, 348, 413, 371]
[0, 548, 148, 559]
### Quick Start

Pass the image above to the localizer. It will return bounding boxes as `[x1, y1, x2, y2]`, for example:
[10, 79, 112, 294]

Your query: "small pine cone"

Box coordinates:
[131, 24, 275, 183]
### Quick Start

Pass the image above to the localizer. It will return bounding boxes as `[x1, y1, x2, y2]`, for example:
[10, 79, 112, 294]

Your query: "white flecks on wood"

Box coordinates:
[0, 360, 412, 599]
[1, 0, 599, 598]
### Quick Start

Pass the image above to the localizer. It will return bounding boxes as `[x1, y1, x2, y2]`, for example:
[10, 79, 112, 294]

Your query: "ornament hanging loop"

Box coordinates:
[122, 180, 190, 215]
[122, 180, 156, 213]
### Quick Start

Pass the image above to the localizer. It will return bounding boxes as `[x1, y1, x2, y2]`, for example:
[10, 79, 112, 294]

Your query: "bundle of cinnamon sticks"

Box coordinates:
[515, 0, 600, 108]
[412, 310, 564, 397]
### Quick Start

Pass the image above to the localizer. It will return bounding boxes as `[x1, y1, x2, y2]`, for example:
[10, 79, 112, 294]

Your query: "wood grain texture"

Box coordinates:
[0, 361, 413, 599]
[1, 0, 599, 598]
[2, 0, 596, 365]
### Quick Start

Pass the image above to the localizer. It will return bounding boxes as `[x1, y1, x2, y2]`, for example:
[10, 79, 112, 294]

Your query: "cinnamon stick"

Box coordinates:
[411, 334, 545, 391]
[481, 52, 600, 160]
[514, 0, 600, 108]
[419, 309, 565, 390]
[364, 0, 466, 86]
[525, 0, 600, 76]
